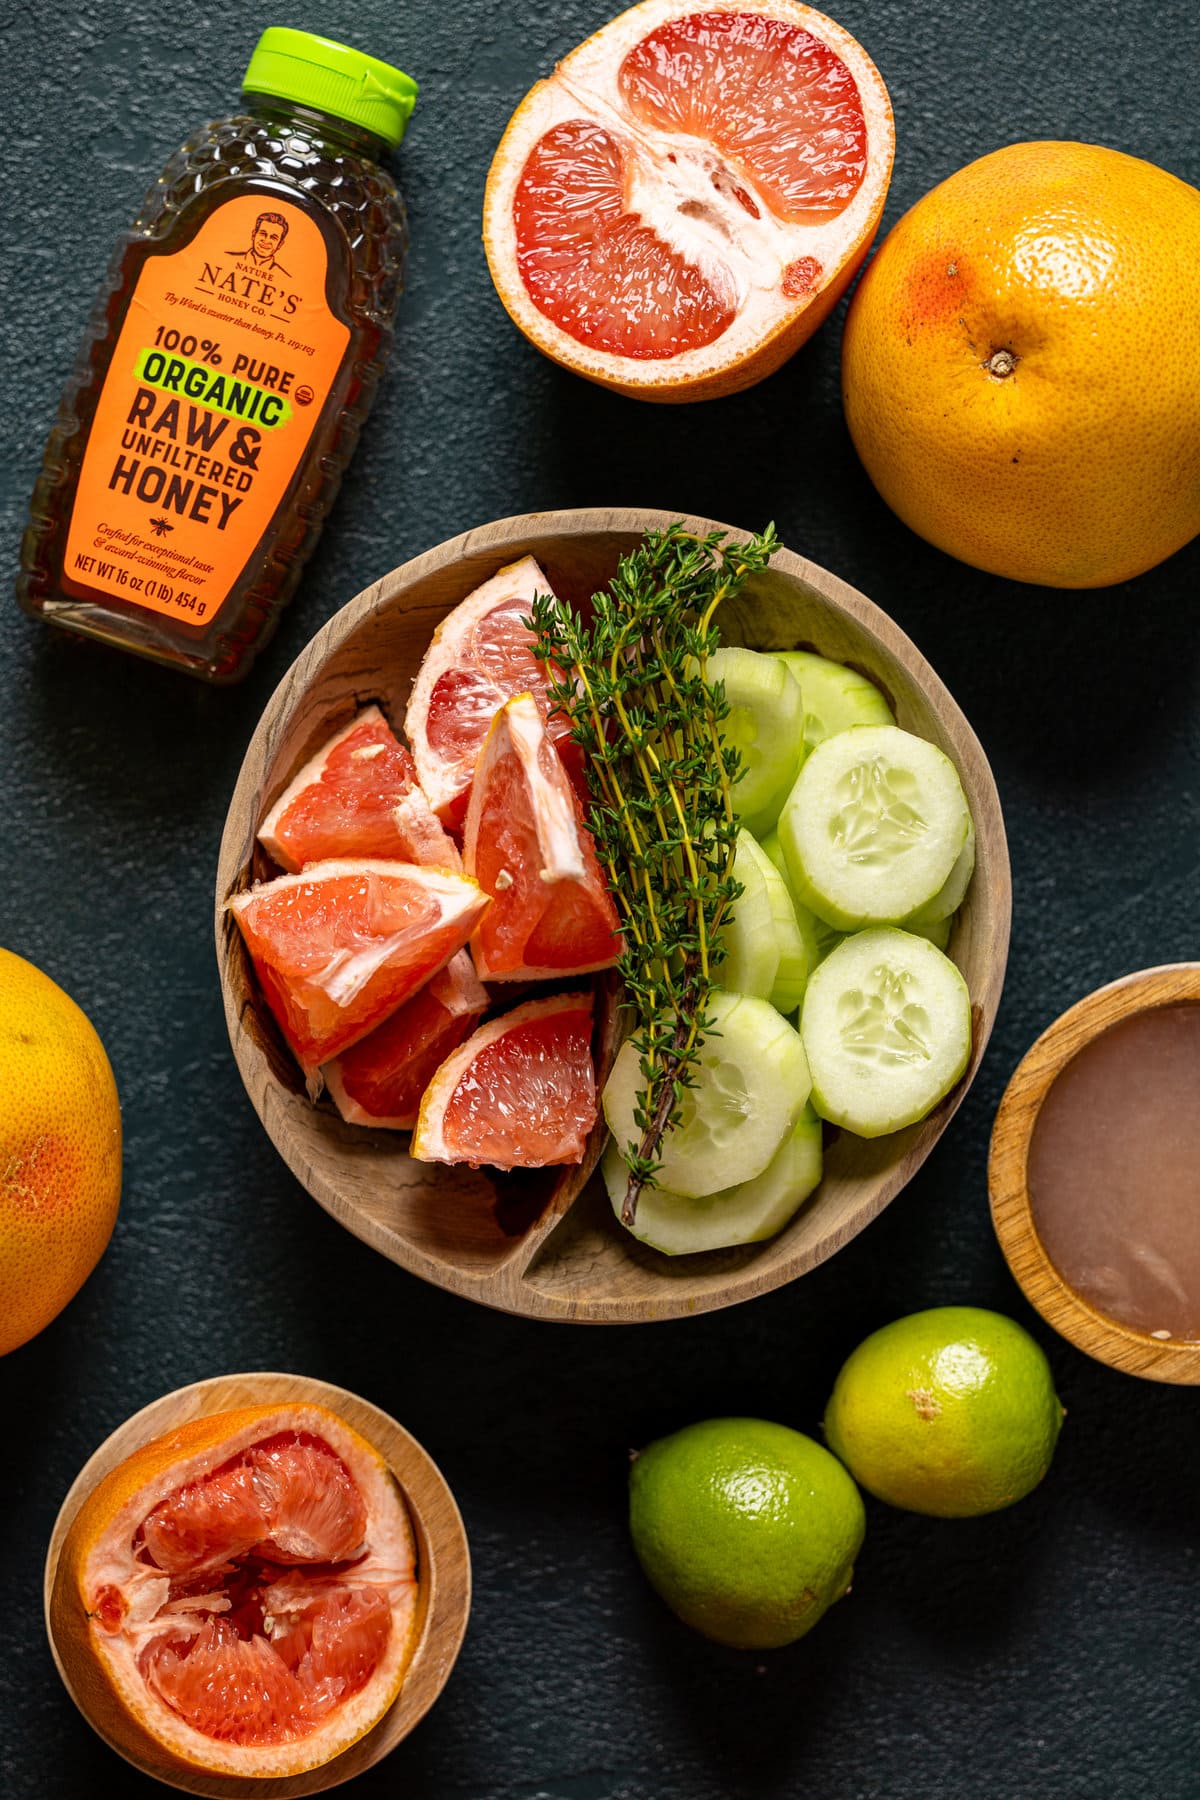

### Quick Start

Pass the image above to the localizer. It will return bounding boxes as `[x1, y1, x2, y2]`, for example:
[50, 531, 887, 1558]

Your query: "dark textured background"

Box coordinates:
[2, 1, 1198, 1794]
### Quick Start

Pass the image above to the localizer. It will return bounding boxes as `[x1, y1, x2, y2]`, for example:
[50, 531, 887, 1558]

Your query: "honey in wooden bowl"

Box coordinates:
[1028, 1004, 1200, 1343]
[990, 965, 1200, 1384]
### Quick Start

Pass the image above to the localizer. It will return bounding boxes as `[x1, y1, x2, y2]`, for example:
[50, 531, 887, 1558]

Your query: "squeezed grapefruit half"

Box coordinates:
[226, 859, 490, 1077]
[405, 556, 578, 828]
[484, 0, 894, 399]
[412, 992, 597, 1169]
[464, 694, 623, 982]
[257, 705, 460, 874]
[50, 1403, 419, 1780]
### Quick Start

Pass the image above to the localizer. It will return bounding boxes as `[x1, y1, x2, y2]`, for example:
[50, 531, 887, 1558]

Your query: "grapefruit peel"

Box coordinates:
[463, 694, 623, 982]
[411, 992, 597, 1169]
[258, 705, 459, 874]
[404, 555, 576, 827]
[50, 1402, 419, 1781]
[226, 859, 491, 1079]
[323, 950, 490, 1130]
[483, 0, 894, 399]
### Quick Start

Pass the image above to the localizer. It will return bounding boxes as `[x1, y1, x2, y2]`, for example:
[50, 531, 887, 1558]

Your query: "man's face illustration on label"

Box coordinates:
[252, 217, 286, 263]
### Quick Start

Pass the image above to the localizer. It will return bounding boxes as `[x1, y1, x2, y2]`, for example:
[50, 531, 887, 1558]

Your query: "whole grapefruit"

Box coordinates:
[842, 141, 1200, 587]
[0, 948, 121, 1354]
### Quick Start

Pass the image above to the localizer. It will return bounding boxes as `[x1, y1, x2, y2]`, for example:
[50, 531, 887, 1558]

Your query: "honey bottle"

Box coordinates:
[18, 29, 416, 683]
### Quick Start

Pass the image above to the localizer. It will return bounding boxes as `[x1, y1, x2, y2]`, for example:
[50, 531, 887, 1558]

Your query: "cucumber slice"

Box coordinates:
[779, 726, 970, 931]
[603, 1106, 823, 1255]
[778, 650, 894, 750]
[602, 991, 811, 1199]
[907, 912, 952, 951]
[760, 827, 790, 887]
[908, 818, 976, 924]
[709, 647, 805, 837]
[718, 831, 780, 1000]
[801, 929, 971, 1137]
[762, 829, 844, 965]
[738, 832, 811, 1014]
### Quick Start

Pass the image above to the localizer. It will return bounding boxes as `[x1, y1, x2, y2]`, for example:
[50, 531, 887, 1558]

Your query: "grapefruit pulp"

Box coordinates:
[257, 705, 460, 873]
[484, 0, 894, 399]
[226, 859, 490, 1077]
[404, 555, 579, 828]
[324, 951, 490, 1129]
[464, 694, 623, 981]
[51, 1403, 419, 1779]
[412, 992, 597, 1169]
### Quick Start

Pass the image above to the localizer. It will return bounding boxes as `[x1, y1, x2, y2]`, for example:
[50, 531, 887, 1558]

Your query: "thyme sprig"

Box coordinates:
[531, 522, 780, 1225]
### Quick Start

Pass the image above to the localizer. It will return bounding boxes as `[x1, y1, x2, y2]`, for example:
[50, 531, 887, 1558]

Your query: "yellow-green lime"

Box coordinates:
[628, 1416, 866, 1649]
[824, 1306, 1064, 1518]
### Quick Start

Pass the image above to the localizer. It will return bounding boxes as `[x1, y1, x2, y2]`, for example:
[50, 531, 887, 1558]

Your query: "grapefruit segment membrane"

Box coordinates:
[226, 859, 490, 1076]
[258, 705, 459, 874]
[405, 556, 579, 827]
[50, 1403, 419, 1779]
[323, 951, 490, 1130]
[484, 0, 894, 398]
[464, 694, 623, 981]
[617, 12, 869, 226]
[412, 992, 597, 1169]
[514, 121, 736, 358]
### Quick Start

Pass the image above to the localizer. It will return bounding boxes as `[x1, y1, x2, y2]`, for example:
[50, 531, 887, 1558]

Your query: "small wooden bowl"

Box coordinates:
[989, 965, 1200, 1384]
[44, 1372, 471, 1795]
[216, 507, 1011, 1323]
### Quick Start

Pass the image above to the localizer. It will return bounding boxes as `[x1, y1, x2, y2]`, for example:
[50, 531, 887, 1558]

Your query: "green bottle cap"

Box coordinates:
[243, 28, 417, 149]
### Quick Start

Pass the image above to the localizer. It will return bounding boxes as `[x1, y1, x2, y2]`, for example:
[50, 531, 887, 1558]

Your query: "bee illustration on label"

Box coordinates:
[148, 516, 175, 537]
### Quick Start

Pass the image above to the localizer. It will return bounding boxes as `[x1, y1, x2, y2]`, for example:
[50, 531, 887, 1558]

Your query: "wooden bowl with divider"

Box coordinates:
[215, 507, 1011, 1324]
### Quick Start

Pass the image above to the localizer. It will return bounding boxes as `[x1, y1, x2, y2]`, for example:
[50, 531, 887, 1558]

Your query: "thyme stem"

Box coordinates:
[531, 522, 779, 1224]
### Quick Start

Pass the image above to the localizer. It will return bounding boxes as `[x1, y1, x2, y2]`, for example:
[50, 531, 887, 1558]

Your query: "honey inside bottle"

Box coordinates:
[18, 29, 415, 683]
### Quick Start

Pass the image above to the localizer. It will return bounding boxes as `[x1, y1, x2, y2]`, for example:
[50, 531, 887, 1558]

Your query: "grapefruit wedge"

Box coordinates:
[323, 951, 490, 1130]
[464, 694, 622, 982]
[50, 1403, 419, 1780]
[227, 860, 490, 1077]
[484, 0, 894, 399]
[258, 705, 460, 874]
[404, 556, 578, 829]
[411, 992, 597, 1169]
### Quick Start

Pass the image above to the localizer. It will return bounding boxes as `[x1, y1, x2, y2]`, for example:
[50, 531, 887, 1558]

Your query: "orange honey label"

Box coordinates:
[64, 195, 350, 624]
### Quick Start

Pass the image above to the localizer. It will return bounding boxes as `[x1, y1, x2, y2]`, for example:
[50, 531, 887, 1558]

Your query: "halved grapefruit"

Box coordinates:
[411, 992, 596, 1169]
[226, 860, 490, 1077]
[258, 705, 460, 874]
[463, 694, 623, 981]
[404, 556, 578, 829]
[483, 0, 894, 400]
[50, 1403, 418, 1779]
[323, 951, 490, 1130]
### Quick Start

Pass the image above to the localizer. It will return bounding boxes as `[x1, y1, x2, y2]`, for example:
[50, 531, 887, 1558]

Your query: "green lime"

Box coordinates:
[823, 1305, 1064, 1518]
[628, 1416, 866, 1649]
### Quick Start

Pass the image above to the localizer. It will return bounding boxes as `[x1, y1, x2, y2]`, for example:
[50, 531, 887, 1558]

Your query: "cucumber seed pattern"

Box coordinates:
[829, 758, 929, 864]
[836, 963, 933, 1065]
[676, 1055, 752, 1150]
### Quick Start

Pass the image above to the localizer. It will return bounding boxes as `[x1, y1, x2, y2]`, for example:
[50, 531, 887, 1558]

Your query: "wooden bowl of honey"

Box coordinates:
[989, 964, 1200, 1384]
[216, 506, 1012, 1323]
